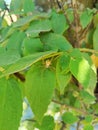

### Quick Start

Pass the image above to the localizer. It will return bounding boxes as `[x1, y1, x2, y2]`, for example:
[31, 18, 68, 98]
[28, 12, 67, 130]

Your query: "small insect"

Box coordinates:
[42, 57, 55, 71]
[45, 59, 52, 68]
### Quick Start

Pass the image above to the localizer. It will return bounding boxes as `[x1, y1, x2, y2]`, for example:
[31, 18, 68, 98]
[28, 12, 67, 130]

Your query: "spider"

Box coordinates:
[42, 57, 56, 71]
[45, 59, 52, 68]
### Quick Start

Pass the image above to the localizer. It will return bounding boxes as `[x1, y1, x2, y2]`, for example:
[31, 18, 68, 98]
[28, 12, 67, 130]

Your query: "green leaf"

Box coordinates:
[0, 46, 5, 54]
[10, 0, 35, 13]
[13, 13, 50, 28]
[0, 50, 57, 78]
[85, 115, 93, 123]
[74, 99, 81, 108]
[13, 15, 36, 27]
[93, 13, 98, 27]
[84, 124, 94, 130]
[27, 31, 39, 38]
[82, 53, 97, 94]
[80, 90, 95, 104]
[22, 37, 43, 55]
[87, 69, 97, 95]
[69, 50, 97, 90]
[5, 31, 25, 55]
[82, 53, 93, 66]
[62, 112, 78, 124]
[23, 0, 35, 13]
[51, 10, 69, 34]
[10, 0, 23, 13]
[40, 33, 72, 51]
[70, 57, 91, 88]
[93, 26, 98, 52]
[0, 77, 22, 130]
[56, 55, 71, 94]
[69, 49, 82, 58]
[0, 0, 5, 10]
[26, 19, 52, 36]
[0, 17, 2, 29]
[66, 8, 74, 23]
[56, 72, 71, 94]
[38, 116, 55, 130]
[0, 50, 20, 66]
[1, 18, 8, 28]
[57, 54, 70, 73]
[80, 9, 93, 28]
[92, 103, 98, 114]
[0, 27, 15, 43]
[25, 63, 56, 122]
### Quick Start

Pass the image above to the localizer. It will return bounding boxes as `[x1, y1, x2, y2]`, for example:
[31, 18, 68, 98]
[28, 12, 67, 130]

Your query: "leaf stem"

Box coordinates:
[42, 51, 62, 59]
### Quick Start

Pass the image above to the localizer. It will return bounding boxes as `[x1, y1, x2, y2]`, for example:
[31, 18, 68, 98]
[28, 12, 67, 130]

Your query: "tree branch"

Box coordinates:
[80, 48, 98, 54]
[71, 0, 80, 47]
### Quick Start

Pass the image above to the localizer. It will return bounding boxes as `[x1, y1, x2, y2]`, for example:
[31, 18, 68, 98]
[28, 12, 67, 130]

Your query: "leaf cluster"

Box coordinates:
[0, 0, 98, 130]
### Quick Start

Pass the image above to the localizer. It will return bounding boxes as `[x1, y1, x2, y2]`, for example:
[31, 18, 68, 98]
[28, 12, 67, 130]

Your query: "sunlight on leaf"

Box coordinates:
[70, 57, 95, 88]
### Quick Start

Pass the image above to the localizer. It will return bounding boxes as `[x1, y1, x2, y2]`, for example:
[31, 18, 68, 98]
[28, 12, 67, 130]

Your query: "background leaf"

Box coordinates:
[93, 13, 98, 27]
[51, 10, 69, 34]
[10, 0, 23, 13]
[80, 9, 93, 28]
[26, 19, 52, 37]
[37, 115, 55, 130]
[40, 32, 72, 51]
[23, 0, 35, 13]
[84, 124, 94, 130]
[62, 112, 78, 124]
[85, 115, 93, 123]
[56, 55, 71, 94]
[22, 37, 43, 55]
[0, 0, 5, 10]
[80, 90, 95, 104]
[93, 26, 98, 52]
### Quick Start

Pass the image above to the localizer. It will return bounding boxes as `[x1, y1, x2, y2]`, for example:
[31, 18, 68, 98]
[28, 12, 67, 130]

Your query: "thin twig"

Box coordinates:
[56, 0, 62, 9]
[52, 99, 88, 115]
[60, 121, 66, 130]
[22, 119, 36, 122]
[79, 21, 93, 41]
[76, 120, 81, 130]
[1, 10, 6, 19]
[4, 1, 14, 22]
[56, 0, 74, 28]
